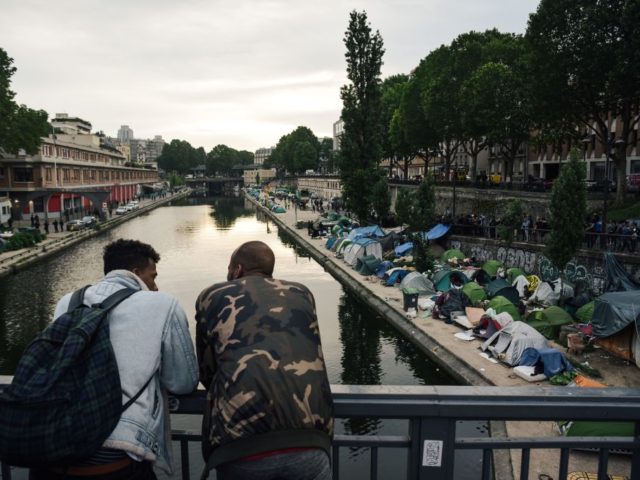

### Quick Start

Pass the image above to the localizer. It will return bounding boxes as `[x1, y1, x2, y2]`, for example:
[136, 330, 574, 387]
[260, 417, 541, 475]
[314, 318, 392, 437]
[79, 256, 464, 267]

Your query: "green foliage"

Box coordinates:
[497, 199, 524, 243]
[370, 175, 390, 220]
[526, 0, 640, 203]
[412, 175, 436, 231]
[608, 201, 640, 222]
[394, 188, 414, 227]
[318, 137, 337, 173]
[339, 10, 385, 223]
[545, 149, 587, 270]
[168, 173, 184, 187]
[157, 139, 200, 174]
[411, 233, 434, 274]
[0, 48, 49, 155]
[269, 126, 320, 174]
[5, 230, 44, 251]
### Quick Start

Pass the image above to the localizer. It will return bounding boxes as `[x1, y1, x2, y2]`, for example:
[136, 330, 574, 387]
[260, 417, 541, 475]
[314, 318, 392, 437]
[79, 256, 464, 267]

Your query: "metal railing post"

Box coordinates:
[414, 418, 456, 480]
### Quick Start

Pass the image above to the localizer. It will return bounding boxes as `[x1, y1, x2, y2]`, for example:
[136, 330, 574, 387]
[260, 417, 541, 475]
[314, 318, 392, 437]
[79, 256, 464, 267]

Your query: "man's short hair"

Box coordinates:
[103, 239, 161, 275]
[231, 241, 275, 276]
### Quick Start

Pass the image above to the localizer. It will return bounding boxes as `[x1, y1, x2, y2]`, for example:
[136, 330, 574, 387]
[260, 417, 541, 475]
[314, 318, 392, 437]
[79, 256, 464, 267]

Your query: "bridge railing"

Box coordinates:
[3, 385, 639, 480]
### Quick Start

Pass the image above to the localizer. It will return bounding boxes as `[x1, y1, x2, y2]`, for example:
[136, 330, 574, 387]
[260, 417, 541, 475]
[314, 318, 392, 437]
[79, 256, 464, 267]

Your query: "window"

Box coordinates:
[0, 167, 4, 179]
[13, 167, 34, 182]
[45, 167, 52, 181]
[42, 144, 53, 156]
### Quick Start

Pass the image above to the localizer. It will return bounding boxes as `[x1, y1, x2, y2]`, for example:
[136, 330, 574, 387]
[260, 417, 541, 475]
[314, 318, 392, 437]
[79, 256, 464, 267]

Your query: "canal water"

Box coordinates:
[0, 196, 484, 479]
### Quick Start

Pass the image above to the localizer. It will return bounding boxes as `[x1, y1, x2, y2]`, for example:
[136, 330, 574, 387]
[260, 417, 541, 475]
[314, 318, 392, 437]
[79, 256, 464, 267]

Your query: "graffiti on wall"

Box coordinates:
[496, 247, 538, 273]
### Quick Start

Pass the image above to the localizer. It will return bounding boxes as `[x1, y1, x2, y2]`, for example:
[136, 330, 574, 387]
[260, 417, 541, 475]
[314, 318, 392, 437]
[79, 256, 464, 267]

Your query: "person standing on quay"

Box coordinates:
[195, 240, 334, 480]
[30, 239, 199, 480]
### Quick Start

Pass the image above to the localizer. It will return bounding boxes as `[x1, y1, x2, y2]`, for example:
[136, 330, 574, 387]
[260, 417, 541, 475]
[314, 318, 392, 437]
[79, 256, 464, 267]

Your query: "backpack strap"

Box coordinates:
[121, 372, 155, 413]
[67, 285, 91, 312]
[97, 287, 138, 312]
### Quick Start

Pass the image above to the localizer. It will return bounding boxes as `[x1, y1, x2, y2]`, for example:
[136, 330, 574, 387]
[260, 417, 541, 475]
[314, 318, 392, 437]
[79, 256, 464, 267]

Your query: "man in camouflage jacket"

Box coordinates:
[195, 241, 334, 480]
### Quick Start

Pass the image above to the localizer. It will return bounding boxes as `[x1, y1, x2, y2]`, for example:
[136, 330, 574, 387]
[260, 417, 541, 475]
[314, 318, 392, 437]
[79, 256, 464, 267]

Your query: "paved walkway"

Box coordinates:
[256, 195, 639, 480]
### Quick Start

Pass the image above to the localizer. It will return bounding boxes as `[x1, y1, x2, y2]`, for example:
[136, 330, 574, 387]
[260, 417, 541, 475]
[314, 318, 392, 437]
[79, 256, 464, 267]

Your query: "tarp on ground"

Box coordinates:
[488, 296, 521, 321]
[347, 225, 386, 240]
[400, 272, 435, 295]
[385, 268, 409, 286]
[525, 306, 574, 340]
[462, 282, 487, 304]
[432, 270, 469, 292]
[507, 267, 525, 284]
[575, 301, 595, 324]
[343, 238, 383, 267]
[513, 275, 530, 298]
[437, 289, 471, 320]
[325, 237, 338, 250]
[519, 347, 574, 378]
[528, 281, 560, 306]
[375, 260, 394, 278]
[395, 242, 413, 257]
[441, 249, 465, 262]
[482, 260, 504, 277]
[481, 321, 549, 366]
[592, 291, 640, 338]
[421, 223, 451, 240]
[603, 252, 640, 292]
[356, 255, 382, 276]
[271, 205, 286, 213]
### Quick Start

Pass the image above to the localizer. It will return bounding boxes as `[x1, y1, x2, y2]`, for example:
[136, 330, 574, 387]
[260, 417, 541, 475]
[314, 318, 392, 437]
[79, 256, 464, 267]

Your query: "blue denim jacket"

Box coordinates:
[54, 270, 199, 474]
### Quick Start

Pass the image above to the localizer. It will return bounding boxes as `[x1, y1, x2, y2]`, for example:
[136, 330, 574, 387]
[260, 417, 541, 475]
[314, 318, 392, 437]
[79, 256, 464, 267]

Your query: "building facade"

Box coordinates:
[117, 125, 134, 142]
[333, 119, 344, 151]
[243, 168, 276, 186]
[254, 147, 273, 166]
[0, 129, 158, 219]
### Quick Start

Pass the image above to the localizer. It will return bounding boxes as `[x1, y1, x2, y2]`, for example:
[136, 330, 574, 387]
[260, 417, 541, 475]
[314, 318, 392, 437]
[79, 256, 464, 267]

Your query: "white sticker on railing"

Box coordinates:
[422, 440, 443, 467]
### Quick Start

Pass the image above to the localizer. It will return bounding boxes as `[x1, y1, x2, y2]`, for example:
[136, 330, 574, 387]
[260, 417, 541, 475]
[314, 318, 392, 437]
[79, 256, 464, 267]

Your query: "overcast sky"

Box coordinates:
[1, 0, 539, 153]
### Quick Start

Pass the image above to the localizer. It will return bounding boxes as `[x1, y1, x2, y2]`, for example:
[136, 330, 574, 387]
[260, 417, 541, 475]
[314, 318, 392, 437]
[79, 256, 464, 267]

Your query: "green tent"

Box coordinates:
[331, 225, 343, 235]
[482, 260, 504, 277]
[575, 301, 595, 324]
[432, 270, 469, 292]
[525, 305, 574, 340]
[560, 420, 633, 438]
[356, 255, 382, 276]
[272, 206, 286, 213]
[488, 296, 521, 321]
[486, 278, 510, 297]
[337, 216, 351, 227]
[506, 267, 525, 284]
[441, 249, 465, 262]
[462, 282, 487, 304]
[327, 211, 340, 221]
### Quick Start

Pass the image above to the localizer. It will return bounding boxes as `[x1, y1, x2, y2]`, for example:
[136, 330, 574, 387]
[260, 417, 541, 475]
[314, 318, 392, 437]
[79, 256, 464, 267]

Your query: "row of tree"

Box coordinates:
[156, 140, 254, 176]
[264, 126, 336, 174]
[0, 48, 50, 155]
[340, 0, 640, 221]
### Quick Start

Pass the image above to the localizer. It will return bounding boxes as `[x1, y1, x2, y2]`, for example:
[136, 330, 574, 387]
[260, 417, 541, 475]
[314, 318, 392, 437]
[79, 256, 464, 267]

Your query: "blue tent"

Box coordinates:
[376, 260, 394, 278]
[394, 242, 413, 257]
[422, 224, 451, 241]
[347, 225, 386, 240]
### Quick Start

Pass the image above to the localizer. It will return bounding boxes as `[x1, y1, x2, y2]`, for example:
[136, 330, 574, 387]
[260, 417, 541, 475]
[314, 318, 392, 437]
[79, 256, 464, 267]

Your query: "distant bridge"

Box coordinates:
[184, 177, 243, 195]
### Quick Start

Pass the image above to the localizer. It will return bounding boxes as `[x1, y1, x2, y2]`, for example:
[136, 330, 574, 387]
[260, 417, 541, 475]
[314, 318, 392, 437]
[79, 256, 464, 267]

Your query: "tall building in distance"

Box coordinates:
[117, 125, 134, 142]
[254, 147, 274, 166]
[332, 119, 344, 151]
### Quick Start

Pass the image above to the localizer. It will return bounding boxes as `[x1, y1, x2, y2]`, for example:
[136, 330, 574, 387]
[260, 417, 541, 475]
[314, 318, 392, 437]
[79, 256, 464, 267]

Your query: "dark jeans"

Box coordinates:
[29, 460, 157, 480]
[216, 449, 331, 480]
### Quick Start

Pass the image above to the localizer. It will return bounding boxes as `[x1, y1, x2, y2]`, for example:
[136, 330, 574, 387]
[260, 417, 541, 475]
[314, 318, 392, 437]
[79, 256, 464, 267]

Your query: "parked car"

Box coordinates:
[125, 204, 134, 212]
[81, 215, 97, 227]
[66, 219, 85, 231]
[115, 206, 127, 215]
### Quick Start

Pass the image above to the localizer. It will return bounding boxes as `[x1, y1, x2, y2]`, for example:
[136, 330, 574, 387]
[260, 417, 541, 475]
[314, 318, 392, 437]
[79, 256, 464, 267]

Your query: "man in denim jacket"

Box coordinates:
[30, 239, 199, 480]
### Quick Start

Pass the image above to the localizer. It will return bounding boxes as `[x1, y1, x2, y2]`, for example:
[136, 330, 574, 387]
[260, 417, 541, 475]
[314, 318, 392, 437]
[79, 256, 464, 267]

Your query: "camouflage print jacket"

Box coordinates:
[195, 275, 334, 468]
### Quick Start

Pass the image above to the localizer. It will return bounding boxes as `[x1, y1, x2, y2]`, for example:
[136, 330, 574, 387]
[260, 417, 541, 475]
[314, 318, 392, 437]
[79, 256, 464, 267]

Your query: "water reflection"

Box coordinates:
[188, 195, 255, 230]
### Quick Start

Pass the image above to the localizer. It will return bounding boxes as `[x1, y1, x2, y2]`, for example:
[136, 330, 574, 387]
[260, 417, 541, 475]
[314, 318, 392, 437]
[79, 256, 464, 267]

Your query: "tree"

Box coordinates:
[545, 148, 587, 271]
[237, 150, 254, 166]
[526, 0, 640, 204]
[339, 10, 385, 222]
[319, 137, 336, 173]
[462, 60, 531, 183]
[370, 175, 390, 221]
[270, 126, 320, 174]
[157, 139, 200, 174]
[394, 187, 414, 227]
[0, 48, 49, 155]
[497, 199, 524, 243]
[412, 175, 436, 231]
[380, 74, 409, 176]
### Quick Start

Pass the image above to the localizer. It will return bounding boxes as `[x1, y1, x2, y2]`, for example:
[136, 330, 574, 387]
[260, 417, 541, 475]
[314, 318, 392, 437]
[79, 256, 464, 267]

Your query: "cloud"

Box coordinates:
[0, 0, 539, 151]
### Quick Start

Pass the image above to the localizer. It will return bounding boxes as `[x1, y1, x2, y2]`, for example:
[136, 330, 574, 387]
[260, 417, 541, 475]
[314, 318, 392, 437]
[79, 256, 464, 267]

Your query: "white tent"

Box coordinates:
[343, 238, 383, 267]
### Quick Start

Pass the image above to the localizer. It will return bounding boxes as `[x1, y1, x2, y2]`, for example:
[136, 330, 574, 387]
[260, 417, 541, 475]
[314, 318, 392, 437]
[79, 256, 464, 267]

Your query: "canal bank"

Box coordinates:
[0, 189, 190, 279]
[246, 193, 639, 480]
